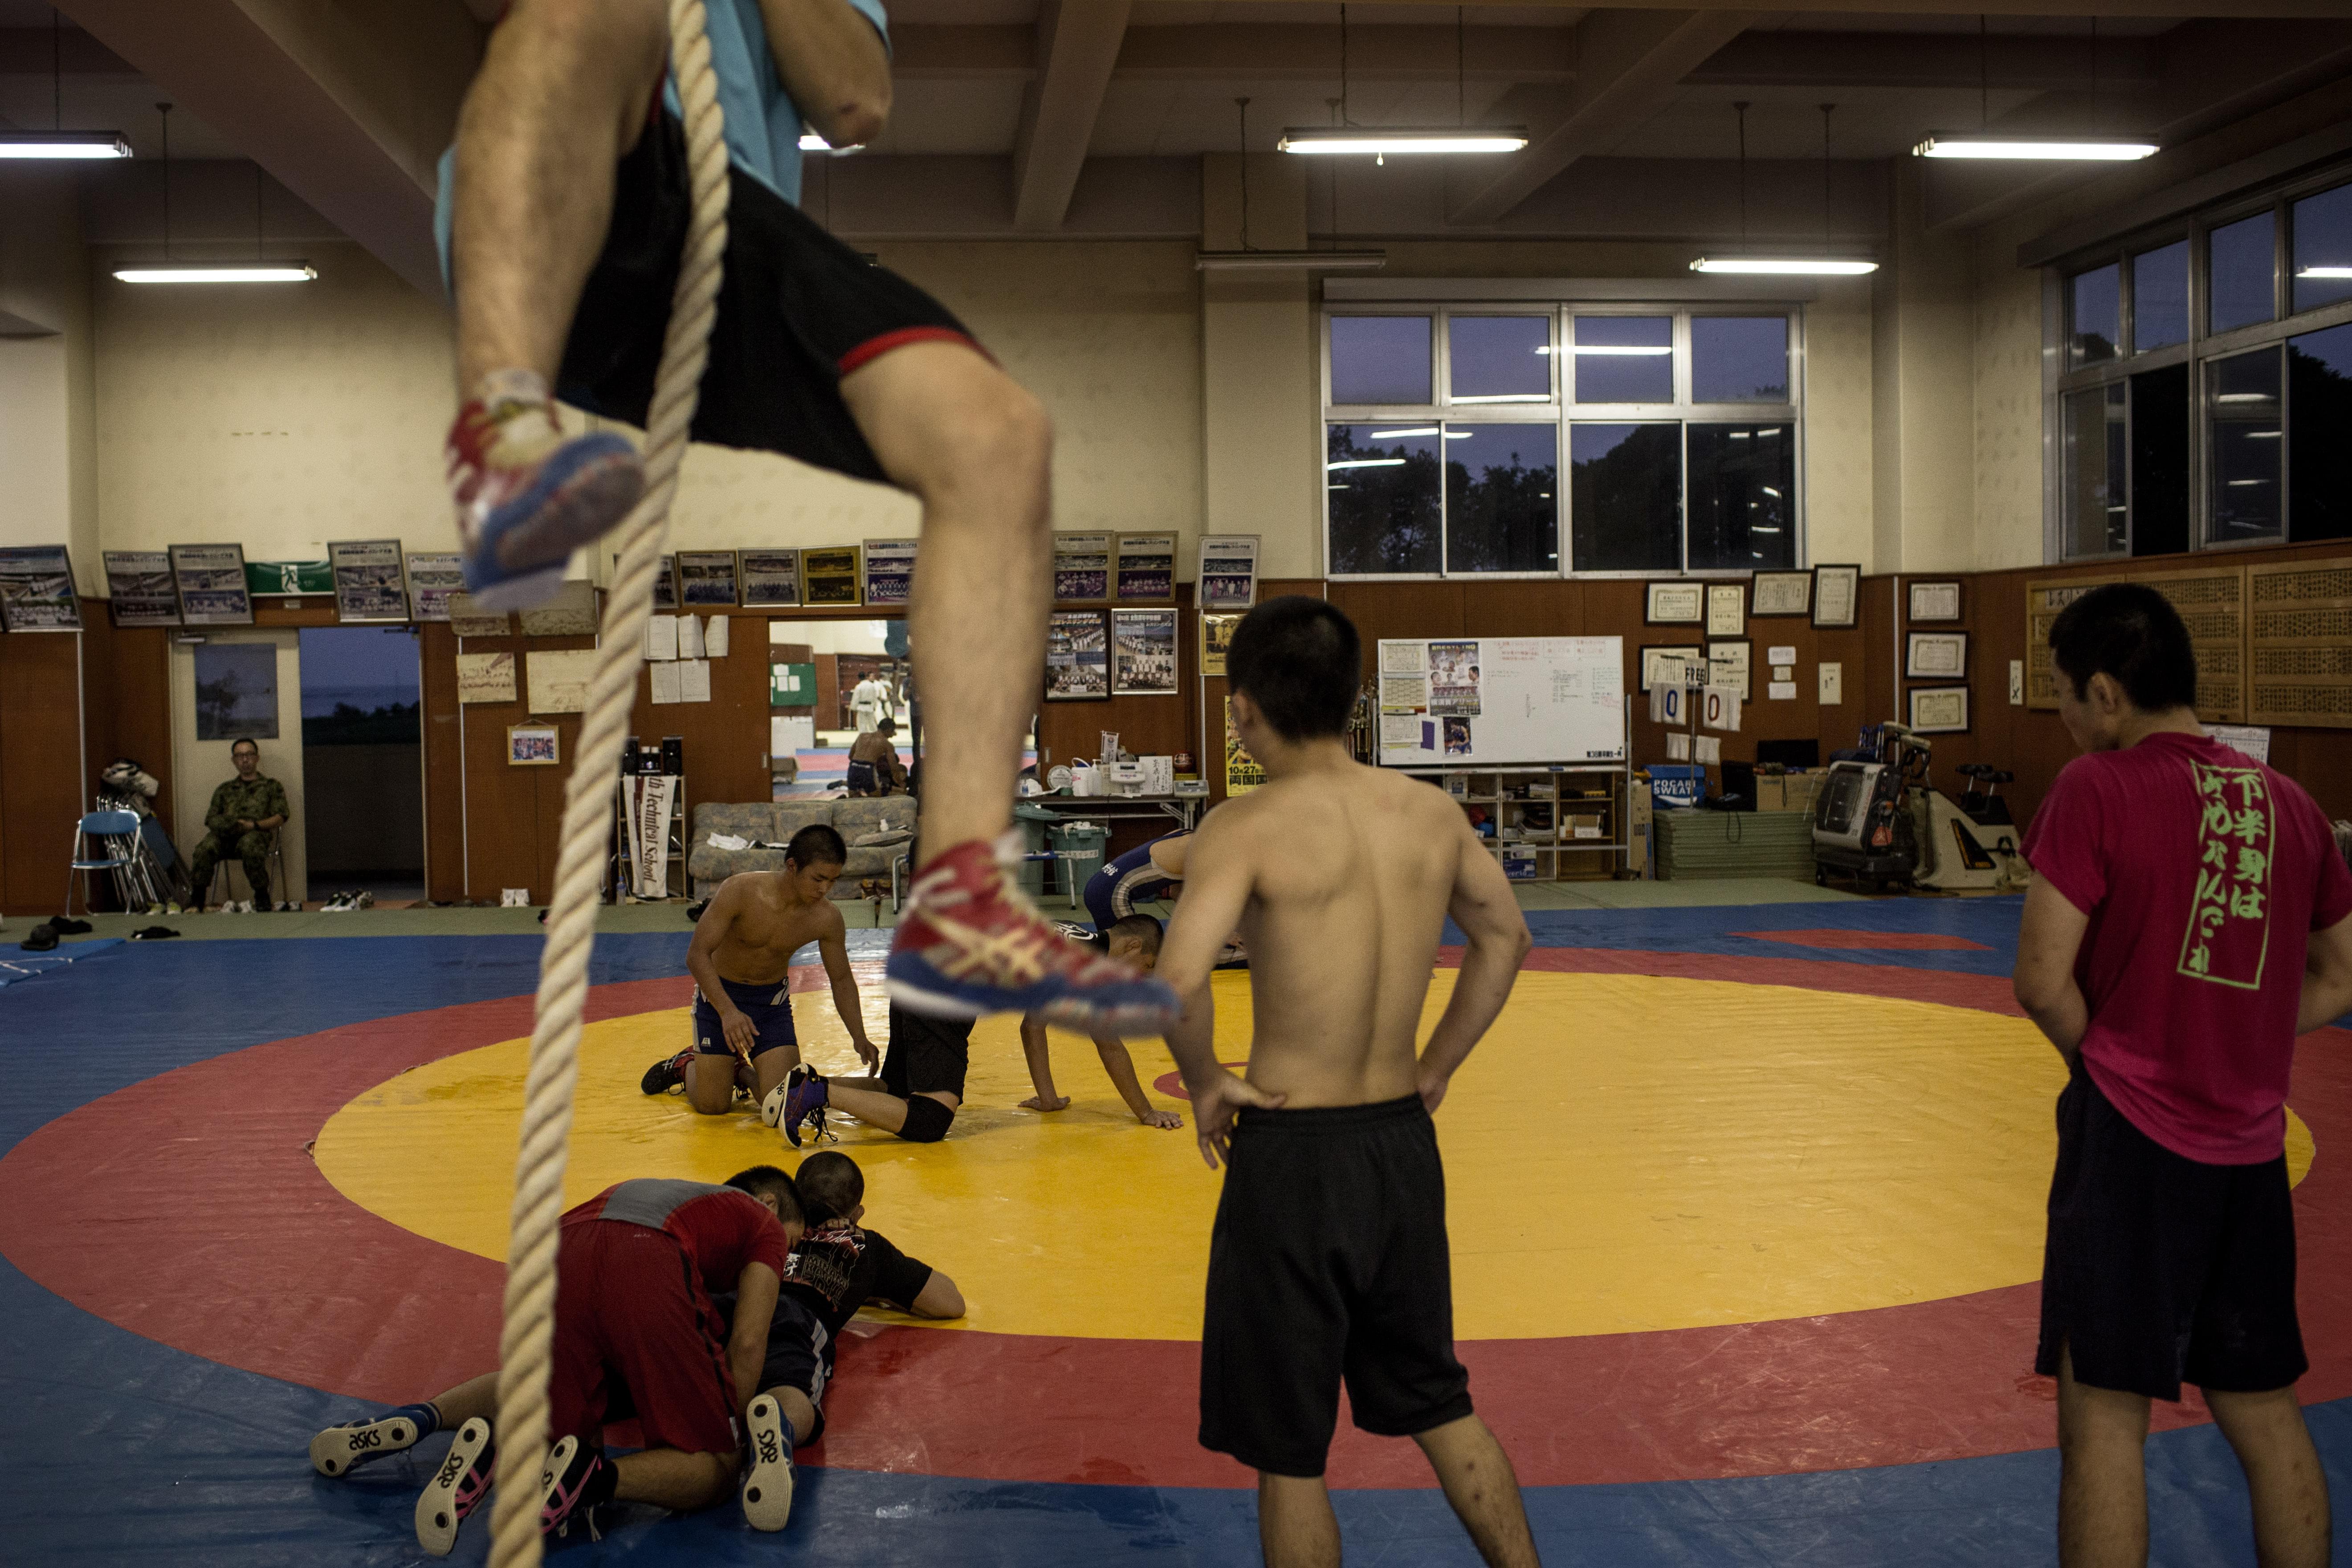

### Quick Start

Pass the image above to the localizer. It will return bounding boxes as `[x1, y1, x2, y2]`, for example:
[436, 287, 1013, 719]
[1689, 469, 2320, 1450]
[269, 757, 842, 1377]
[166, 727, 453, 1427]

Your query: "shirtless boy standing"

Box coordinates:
[1158, 597, 1540, 1568]
[641, 824, 878, 1115]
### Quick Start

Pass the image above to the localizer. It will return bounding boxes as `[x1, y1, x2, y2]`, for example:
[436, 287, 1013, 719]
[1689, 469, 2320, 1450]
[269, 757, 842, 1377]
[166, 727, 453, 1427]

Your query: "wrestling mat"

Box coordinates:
[2, 899, 2348, 1566]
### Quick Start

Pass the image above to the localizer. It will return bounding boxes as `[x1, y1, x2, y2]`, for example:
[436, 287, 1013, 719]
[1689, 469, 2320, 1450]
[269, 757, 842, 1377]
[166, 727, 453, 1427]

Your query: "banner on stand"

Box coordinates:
[622, 774, 680, 900]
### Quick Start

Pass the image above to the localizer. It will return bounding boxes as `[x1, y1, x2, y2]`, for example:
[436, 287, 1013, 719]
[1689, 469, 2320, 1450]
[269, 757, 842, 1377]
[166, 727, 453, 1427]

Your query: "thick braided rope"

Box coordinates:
[485, 3, 730, 1563]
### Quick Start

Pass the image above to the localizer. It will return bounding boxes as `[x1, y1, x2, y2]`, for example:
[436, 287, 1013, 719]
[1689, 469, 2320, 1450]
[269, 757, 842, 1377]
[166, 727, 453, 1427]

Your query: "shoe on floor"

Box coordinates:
[414, 1416, 495, 1559]
[641, 1048, 696, 1096]
[50, 917, 92, 935]
[887, 837, 1180, 1031]
[448, 371, 645, 611]
[741, 1394, 795, 1531]
[310, 1411, 424, 1478]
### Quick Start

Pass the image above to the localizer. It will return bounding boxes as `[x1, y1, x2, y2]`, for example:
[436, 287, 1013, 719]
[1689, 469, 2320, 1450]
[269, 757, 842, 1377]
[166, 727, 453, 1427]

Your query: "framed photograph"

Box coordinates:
[192, 642, 278, 739]
[404, 552, 464, 622]
[739, 549, 801, 607]
[105, 550, 180, 628]
[1052, 531, 1111, 603]
[1197, 534, 1260, 609]
[1115, 533, 1176, 602]
[676, 550, 741, 608]
[1909, 580, 1964, 623]
[1905, 631, 1970, 681]
[0, 544, 82, 631]
[1201, 612, 1242, 676]
[1044, 609, 1109, 701]
[1812, 563, 1861, 629]
[1645, 580, 1704, 626]
[1908, 685, 1970, 735]
[170, 543, 254, 627]
[803, 546, 862, 606]
[616, 551, 679, 611]
[1750, 570, 1812, 618]
[328, 539, 408, 623]
[1705, 582, 1745, 638]
[863, 538, 916, 608]
[1111, 607, 1179, 695]
[507, 722, 562, 766]
[1706, 638, 1753, 702]
[1639, 644, 1703, 691]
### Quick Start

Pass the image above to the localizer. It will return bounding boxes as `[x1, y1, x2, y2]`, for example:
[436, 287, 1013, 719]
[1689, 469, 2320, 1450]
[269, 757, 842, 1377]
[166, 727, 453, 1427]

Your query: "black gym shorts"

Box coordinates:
[880, 1004, 972, 1102]
[553, 109, 980, 484]
[2035, 1066, 2306, 1401]
[1199, 1094, 1473, 1478]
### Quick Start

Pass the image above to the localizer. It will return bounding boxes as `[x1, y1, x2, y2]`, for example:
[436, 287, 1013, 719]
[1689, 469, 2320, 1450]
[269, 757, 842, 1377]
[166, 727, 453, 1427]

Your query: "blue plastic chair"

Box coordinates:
[66, 809, 141, 917]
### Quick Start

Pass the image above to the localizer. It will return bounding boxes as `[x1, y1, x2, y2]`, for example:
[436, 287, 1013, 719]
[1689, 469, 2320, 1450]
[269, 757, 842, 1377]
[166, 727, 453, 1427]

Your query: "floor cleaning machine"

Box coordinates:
[1812, 725, 2026, 893]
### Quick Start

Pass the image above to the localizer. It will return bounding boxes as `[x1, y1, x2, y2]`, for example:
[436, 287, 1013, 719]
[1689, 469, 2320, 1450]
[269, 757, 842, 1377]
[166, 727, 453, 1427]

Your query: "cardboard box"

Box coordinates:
[1567, 813, 1605, 840]
[1627, 774, 1655, 875]
[1755, 769, 1826, 813]
[1502, 846, 1539, 880]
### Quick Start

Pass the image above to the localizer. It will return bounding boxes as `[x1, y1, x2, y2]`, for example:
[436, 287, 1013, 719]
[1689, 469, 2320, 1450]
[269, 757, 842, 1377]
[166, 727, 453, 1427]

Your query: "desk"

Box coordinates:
[1019, 794, 1199, 835]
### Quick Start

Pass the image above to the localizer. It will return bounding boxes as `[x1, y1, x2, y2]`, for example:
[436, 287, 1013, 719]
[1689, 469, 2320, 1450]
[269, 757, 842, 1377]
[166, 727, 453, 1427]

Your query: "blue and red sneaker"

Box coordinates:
[538, 1434, 612, 1543]
[413, 1416, 495, 1560]
[887, 837, 1180, 1030]
[761, 1066, 828, 1149]
[446, 370, 644, 612]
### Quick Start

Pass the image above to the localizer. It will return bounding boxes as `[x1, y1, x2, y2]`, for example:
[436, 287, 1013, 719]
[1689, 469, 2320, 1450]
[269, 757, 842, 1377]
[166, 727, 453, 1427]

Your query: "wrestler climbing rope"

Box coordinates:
[437, 0, 1176, 1030]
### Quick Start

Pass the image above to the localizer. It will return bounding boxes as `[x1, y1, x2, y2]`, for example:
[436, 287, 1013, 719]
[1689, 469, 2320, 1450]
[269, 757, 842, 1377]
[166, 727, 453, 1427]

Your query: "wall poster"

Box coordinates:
[1428, 640, 1481, 716]
[1052, 531, 1111, 602]
[170, 543, 255, 626]
[1224, 698, 1266, 796]
[329, 539, 408, 623]
[1115, 532, 1176, 601]
[106, 550, 179, 628]
[1201, 612, 1241, 676]
[1045, 609, 1109, 701]
[404, 553, 464, 622]
[0, 544, 82, 631]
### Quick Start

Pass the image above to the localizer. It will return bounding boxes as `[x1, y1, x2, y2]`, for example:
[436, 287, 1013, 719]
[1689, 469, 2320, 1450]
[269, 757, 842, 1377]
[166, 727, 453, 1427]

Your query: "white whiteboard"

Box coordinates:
[1376, 637, 1626, 767]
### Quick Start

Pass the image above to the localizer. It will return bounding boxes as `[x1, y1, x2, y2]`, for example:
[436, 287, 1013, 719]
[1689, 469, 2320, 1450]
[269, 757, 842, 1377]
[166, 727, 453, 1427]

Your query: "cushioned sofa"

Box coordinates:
[686, 798, 917, 897]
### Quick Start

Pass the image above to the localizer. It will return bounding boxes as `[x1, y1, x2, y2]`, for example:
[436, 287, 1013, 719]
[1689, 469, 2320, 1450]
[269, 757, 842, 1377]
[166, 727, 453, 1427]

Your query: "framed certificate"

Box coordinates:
[1908, 580, 1963, 623]
[1811, 563, 1861, 629]
[1705, 582, 1745, 637]
[1750, 570, 1812, 618]
[1904, 631, 1969, 680]
[1645, 581, 1704, 626]
[1639, 644, 1702, 690]
[1908, 685, 1970, 734]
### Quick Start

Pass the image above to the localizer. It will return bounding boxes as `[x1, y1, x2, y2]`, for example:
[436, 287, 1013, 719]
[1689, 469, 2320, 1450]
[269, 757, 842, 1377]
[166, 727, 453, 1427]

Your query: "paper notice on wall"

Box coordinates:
[677, 614, 706, 659]
[456, 650, 517, 705]
[705, 614, 730, 658]
[526, 648, 596, 714]
[679, 658, 712, 703]
[1818, 662, 1843, 705]
[2209, 723, 2272, 763]
[1380, 714, 1426, 749]
[1767, 646, 1797, 666]
[1667, 731, 1691, 761]
[644, 614, 679, 662]
[1695, 735, 1722, 766]
[650, 660, 682, 704]
[1380, 640, 1427, 675]
[1768, 681, 1798, 701]
[1380, 675, 1430, 713]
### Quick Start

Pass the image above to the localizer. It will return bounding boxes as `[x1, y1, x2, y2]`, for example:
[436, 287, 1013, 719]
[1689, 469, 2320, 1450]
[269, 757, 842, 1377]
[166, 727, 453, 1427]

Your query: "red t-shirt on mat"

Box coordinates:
[2023, 730, 2352, 1165]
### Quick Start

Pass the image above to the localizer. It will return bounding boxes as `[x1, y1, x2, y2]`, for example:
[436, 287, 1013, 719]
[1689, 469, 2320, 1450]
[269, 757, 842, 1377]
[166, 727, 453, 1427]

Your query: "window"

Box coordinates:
[2069, 265, 2120, 366]
[1325, 306, 1800, 577]
[2132, 242, 2189, 351]
[2209, 213, 2277, 334]
[2291, 182, 2352, 315]
[2050, 159, 2352, 560]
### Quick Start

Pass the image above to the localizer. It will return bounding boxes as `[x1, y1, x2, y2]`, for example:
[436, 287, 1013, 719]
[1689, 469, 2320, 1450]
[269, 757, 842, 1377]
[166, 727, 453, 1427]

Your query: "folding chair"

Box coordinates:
[210, 826, 289, 910]
[65, 809, 142, 918]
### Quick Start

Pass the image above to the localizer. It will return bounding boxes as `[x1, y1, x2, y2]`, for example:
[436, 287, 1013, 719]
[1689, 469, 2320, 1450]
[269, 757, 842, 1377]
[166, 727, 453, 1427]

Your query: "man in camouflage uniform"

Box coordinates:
[187, 738, 289, 909]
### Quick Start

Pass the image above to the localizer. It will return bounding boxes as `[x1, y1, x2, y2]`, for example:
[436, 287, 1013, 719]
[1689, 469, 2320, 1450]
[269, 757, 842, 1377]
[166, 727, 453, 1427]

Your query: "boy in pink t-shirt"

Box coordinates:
[2015, 582, 2352, 1568]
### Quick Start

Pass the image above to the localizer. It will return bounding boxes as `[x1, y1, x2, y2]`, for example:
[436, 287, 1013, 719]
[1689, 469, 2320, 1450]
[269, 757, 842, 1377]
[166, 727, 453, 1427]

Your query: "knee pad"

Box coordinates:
[897, 1095, 955, 1144]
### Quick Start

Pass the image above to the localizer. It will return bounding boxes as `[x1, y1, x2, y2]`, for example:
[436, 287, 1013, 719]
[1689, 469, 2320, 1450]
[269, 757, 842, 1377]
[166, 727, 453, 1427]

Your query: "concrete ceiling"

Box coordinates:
[1, 1, 2349, 290]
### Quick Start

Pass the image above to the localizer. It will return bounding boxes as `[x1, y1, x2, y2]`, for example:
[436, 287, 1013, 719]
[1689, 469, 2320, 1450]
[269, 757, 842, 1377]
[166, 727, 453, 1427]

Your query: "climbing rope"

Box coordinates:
[485, 1, 730, 1562]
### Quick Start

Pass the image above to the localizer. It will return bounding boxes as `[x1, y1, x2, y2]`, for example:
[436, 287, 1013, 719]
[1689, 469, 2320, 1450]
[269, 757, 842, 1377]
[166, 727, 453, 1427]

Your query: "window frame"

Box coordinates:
[1322, 302, 1806, 581]
[2048, 159, 2352, 562]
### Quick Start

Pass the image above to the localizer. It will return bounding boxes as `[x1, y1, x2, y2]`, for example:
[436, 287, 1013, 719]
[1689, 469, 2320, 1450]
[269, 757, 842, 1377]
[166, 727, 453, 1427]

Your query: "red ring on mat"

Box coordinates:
[2, 951, 2346, 1490]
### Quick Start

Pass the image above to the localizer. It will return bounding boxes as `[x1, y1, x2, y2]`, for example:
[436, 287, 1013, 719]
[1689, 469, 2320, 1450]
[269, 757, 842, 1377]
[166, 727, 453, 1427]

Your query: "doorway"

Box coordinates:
[298, 626, 425, 905]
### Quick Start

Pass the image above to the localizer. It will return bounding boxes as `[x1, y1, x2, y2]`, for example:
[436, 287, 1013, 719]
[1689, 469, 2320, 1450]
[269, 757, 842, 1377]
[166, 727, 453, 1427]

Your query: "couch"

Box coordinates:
[687, 797, 917, 896]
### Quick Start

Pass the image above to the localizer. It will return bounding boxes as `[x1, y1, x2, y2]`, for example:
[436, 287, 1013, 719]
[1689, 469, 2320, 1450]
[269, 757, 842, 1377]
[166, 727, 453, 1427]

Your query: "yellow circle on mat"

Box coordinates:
[314, 969, 2315, 1343]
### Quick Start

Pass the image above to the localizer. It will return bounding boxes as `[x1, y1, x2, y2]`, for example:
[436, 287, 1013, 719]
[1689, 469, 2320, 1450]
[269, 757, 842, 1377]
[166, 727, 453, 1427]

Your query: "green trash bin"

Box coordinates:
[1049, 820, 1111, 908]
[1012, 802, 1060, 899]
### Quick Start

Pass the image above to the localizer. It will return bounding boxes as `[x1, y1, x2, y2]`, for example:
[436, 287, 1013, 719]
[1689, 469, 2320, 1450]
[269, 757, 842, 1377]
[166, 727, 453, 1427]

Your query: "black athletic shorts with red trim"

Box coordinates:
[555, 109, 981, 484]
[550, 1217, 743, 1456]
[2035, 1066, 2307, 1401]
[1199, 1094, 1473, 1478]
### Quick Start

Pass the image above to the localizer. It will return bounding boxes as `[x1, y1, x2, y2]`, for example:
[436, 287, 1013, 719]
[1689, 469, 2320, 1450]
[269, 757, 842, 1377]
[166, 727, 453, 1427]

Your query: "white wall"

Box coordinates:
[170, 629, 308, 905]
[0, 168, 98, 594]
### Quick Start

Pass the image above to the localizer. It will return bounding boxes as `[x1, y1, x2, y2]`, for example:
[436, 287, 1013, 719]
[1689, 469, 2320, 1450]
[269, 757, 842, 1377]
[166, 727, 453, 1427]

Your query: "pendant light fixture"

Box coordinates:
[1914, 16, 2153, 161]
[1691, 101, 1879, 277]
[0, 12, 130, 159]
[1278, 4, 1523, 159]
[1198, 88, 1385, 271]
[114, 103, 315, 284]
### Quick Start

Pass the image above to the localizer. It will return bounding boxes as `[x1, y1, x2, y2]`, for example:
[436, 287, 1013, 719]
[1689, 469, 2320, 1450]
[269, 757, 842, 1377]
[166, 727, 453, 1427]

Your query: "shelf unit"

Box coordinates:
[1398, 764, 1630, 881]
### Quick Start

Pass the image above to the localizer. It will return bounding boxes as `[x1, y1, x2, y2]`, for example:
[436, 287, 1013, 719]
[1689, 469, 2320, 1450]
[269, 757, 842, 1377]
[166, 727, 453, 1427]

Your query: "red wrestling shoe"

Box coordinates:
[445, 370, 643, 611]
[887, 837, 1180, 1030]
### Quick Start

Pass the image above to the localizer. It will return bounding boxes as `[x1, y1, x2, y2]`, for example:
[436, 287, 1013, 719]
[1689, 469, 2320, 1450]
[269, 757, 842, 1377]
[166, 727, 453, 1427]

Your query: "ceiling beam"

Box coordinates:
[53, 0, 479, 297]
[1449, 8, 1759, 228]
[1011, 0, 1132, 233]
[1688, 30, 2159, 91]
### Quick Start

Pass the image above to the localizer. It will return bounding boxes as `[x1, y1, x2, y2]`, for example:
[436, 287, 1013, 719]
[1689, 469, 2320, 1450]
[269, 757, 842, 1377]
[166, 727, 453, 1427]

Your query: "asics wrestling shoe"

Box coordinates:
[641, 1047, 696, 1095]
[446, 370, 644, 612]
[414, 1417, 495, 1559]
[309, 1409, 425, 1477]
[763, 1066, 828, 1149]
[887, 837, 1181, 1030]
[740, 1394, 796, 1531]
[538, 1434, 611, 1543]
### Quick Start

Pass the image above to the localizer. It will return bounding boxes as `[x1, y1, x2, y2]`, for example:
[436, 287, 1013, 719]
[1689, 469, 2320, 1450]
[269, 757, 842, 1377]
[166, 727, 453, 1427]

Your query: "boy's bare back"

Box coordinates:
[1165, 757, 1522, 1110]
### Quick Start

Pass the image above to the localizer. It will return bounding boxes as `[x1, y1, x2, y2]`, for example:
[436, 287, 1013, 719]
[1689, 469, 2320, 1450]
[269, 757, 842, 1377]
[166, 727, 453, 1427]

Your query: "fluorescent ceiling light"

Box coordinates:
[1196, 249, 1387, 271]
[1690, 256, 1878, 275]
[1369, 427, 1438, 438]
[113, 263, 318, 284]
[2228, 478, 2269, 486]
[2216, 392, 2273, 403]
[1913, 135, 2157, 161]
[2249, 430, 2283, 439]
[1328, 458, 1404, 470]
[1761, 487, 1782, 497]
[2298, 267, 2352, 278]
[0, 130, 132, 159]
[1278, 127, 1528, 156]
[1571, 345, 1671, 356]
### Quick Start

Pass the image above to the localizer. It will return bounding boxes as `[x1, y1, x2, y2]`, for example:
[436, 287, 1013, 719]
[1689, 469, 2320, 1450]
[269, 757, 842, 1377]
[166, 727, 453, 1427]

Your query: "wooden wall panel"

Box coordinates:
[2248, 557, 2352, 729]
[0, 627, 86, 915]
